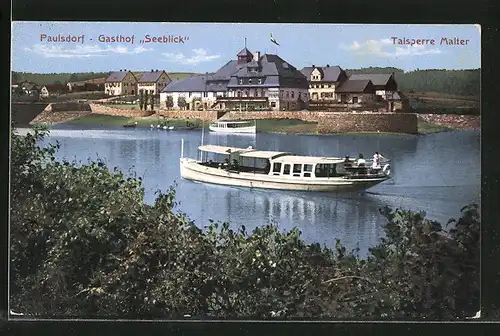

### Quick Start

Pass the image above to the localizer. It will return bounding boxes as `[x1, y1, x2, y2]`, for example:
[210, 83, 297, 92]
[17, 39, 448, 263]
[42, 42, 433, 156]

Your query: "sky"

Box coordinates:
[11, 22, 481, 74]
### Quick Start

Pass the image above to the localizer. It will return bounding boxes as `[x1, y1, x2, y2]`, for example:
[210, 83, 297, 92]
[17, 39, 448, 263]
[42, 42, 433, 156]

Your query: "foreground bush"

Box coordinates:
[10, 127, 479, 319]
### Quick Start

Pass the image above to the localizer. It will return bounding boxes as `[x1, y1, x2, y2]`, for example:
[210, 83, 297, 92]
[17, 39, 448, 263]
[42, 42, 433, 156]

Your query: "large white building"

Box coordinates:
[160, 47, 309, 111]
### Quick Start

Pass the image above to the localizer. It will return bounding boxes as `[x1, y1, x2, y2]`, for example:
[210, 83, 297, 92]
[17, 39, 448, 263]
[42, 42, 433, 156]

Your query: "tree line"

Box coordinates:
[12, 72, 110, 86]
[345, 67, 480, 97]
[9, 126, 481, 319]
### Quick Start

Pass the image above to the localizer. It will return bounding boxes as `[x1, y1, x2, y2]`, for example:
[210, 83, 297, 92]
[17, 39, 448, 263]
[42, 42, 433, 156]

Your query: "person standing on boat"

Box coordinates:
[372, 152, 384, 169]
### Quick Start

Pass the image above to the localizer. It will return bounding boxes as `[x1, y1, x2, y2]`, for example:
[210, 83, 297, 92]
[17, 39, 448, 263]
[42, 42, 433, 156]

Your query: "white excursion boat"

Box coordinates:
[179, 142, 391, 192]
[208, 120, 257, 134]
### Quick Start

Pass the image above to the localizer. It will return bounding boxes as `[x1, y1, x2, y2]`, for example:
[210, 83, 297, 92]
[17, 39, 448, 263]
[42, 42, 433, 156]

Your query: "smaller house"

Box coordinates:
[336, 79, 376, 104]
[104, 70, 138, 96]
[40, 86, 49, 98]
[137, 69, 172, 95]
[348, 73, 398, 99]
[301, 64, 348, 101]
[386, 91, 409, 112]
[42, 83, 67, 97]
[18, 81, 38, 95]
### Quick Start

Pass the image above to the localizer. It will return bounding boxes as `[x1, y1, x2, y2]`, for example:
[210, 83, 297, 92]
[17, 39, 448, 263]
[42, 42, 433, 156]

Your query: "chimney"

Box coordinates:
[312, 64, 315, 68]
[156, 69, 158, 72]
[253, 51, 261, 61]
[326, 64, 330, 68]
[151, 69, 153, 72]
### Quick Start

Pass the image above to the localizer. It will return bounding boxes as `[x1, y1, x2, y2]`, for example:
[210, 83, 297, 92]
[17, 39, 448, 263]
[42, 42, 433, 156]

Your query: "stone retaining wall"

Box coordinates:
[30, 104, 93, 125]
[89, 103, 155, 117]
[220, 111, 418, 134]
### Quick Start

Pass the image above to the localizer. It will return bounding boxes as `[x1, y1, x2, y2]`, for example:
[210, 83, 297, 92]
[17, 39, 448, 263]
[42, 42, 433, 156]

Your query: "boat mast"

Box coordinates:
[200, 119, 205, 161]
[181, 138, 184, 158]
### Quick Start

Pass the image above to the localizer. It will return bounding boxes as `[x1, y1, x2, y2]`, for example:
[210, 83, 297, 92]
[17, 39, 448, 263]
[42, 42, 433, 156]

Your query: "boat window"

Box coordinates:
[272, 162, 282, 175]
[303, 164, 313, 177]
[315, 164, 338, 177]
[293, 164, 301, 177]
[283, 164, 291, 175]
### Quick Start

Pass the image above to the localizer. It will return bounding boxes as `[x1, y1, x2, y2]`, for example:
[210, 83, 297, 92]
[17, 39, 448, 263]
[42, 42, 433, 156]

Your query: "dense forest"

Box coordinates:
[346, 67, 480, 98]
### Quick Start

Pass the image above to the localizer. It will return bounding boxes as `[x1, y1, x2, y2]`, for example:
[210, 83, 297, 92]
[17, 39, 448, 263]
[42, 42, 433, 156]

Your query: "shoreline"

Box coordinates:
[26, 113, 479, 136]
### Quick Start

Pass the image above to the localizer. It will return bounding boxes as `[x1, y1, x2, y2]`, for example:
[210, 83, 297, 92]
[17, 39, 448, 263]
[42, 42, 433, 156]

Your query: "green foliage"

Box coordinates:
[345, 67, 480, 97]
[178, 97, 187, 109]
[12, 72, 109, 85]
[166, 96, 174, 109]
[10, 128, 479, 319]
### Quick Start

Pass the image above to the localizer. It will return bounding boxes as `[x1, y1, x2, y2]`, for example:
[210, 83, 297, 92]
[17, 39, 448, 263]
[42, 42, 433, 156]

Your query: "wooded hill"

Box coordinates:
[345, 67, 480, 98]
[11, 71, 198, 85]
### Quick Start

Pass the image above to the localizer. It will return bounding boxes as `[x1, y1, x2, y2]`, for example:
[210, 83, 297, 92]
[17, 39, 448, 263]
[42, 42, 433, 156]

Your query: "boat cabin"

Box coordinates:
[209, 120, 254, 129]
[197, 145, 384, 179]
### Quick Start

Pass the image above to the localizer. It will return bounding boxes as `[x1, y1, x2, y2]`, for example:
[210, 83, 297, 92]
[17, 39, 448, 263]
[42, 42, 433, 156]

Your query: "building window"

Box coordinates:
[249, 79, 252, 84]
[291, 91, 295, 98]
[271, 102, 276, 107]
[255, 90, 259, 97]
[239, 79, 243, 85]
[203, 92, 208, 97]
[258, 79, 262, 84]
[280, 90, 284, 97]
[189, 92, 192, 97]
[285, 91, 289, 98]
[237, 91, 242, 97]
[298, 92, 302, 98]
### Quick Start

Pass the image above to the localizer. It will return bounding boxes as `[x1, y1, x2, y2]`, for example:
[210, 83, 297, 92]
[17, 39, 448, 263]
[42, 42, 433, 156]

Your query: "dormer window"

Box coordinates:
[239, 79, 243, 85]
[249, 79, 252, 84]
[258, 79, 262, 84]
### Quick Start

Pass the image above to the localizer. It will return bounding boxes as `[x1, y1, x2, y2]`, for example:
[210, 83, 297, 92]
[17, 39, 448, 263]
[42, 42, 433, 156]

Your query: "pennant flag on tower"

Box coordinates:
[270, 33, 280, 46]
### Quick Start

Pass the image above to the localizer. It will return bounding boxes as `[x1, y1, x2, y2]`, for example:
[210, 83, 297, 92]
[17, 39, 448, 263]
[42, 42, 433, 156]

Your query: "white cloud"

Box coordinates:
[341, 38, 442, 57]
[24, 44, 153, 58]
[161, 48, 220, 65]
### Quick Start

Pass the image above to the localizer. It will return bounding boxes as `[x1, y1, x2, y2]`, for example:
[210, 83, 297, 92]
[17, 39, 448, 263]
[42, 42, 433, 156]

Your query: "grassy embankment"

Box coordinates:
[65, 114, 205, 128]
[416, 118, 452, 134]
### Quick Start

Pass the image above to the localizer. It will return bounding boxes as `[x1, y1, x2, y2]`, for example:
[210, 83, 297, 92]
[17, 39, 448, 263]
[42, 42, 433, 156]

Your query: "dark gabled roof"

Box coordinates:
[162, 74, 209, 93]
[138, 71, 169, 83]
[237, 47, 253, 57]
[348, 73, 393, 86]
[105, 71, 131, 82]
[43, 84, 66, 91]
[228, 54, 306, 82]
[336, 79, 373, 93]
[208, 60, 246, 81]
[301, 65, 344, 82]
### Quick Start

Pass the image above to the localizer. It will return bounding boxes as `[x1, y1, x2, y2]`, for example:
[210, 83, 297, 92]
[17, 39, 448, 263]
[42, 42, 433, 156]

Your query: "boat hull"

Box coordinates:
[180, 158, 388, 192]
[208, 125, 256, 134]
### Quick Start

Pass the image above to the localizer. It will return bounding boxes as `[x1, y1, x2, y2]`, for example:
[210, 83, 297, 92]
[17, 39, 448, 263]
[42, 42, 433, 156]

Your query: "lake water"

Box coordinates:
[40, 125, 481, 257]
